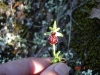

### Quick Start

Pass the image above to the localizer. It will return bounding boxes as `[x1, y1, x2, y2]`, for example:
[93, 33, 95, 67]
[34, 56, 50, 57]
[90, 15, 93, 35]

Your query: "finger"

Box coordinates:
[40, 63, 69, 75]
[1, 57, 52, 75]
[29, 58, 52, 74]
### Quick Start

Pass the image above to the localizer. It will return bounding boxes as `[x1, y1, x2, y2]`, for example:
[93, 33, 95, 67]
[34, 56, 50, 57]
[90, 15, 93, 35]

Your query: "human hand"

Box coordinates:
[0, 57, 69, 75]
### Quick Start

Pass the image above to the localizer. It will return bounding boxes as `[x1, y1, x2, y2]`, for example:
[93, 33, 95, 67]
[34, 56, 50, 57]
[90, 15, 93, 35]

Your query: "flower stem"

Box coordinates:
[53, 44, 56, 56]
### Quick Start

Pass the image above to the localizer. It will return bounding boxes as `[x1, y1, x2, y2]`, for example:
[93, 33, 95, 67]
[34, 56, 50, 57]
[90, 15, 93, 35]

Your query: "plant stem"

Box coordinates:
[52, 44, 56, 56]
[22, 28, 28, 38]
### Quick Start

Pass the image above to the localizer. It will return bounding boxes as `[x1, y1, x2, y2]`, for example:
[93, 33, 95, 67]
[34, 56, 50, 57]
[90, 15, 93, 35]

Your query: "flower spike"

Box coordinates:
[44, 21, 64, 64]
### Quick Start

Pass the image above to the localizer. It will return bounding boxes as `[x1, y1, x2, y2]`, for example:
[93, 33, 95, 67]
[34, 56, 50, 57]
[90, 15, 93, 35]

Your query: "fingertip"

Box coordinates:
[40, 63, 69, 75]
[54, 63, 69, 75]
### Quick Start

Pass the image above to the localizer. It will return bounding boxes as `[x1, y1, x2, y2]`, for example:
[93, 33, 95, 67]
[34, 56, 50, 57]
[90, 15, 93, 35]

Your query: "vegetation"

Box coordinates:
[0, 0, 100, 74]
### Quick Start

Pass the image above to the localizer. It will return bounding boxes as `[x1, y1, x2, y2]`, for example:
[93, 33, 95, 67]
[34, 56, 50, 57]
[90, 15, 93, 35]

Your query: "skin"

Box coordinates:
[0, 57, 69, 75]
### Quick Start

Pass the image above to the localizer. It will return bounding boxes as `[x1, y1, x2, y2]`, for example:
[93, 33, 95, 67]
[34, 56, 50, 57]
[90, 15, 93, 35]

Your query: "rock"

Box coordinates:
[17, 4, 24, 11]
[0, 8, 3, 15]
[5, 10, 11, 18]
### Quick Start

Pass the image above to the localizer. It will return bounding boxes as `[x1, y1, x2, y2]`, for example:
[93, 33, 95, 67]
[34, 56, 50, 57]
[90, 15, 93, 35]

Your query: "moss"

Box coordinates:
[71, 0, 100, 74]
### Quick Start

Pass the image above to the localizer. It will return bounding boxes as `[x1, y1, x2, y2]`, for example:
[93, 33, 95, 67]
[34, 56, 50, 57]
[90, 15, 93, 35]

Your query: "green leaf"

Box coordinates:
[58, 54, 63, 61]
[56, 51, 61, 57]
[52, 58, 59, 64]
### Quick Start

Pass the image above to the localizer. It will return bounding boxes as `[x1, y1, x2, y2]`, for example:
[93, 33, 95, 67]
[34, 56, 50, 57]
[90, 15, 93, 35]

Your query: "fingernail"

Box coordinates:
[54, 63, 69, 75]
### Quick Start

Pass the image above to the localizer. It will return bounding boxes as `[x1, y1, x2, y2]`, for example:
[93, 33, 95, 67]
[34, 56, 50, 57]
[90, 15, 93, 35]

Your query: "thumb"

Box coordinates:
[40, 63, 69, 75]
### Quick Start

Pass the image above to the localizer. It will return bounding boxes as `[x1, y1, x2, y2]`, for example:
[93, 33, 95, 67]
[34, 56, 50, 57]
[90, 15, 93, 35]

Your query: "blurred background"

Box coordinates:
[0, 0, 100, 75]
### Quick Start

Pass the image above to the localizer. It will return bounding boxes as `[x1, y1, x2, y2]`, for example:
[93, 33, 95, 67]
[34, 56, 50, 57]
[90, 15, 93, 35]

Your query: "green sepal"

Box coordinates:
[49, 27, 53, 31]
[44, 32, 51, 35]
[56, 32, 63, 37]
[53, 21, 57, 29]
[54, 28, 60, 32]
